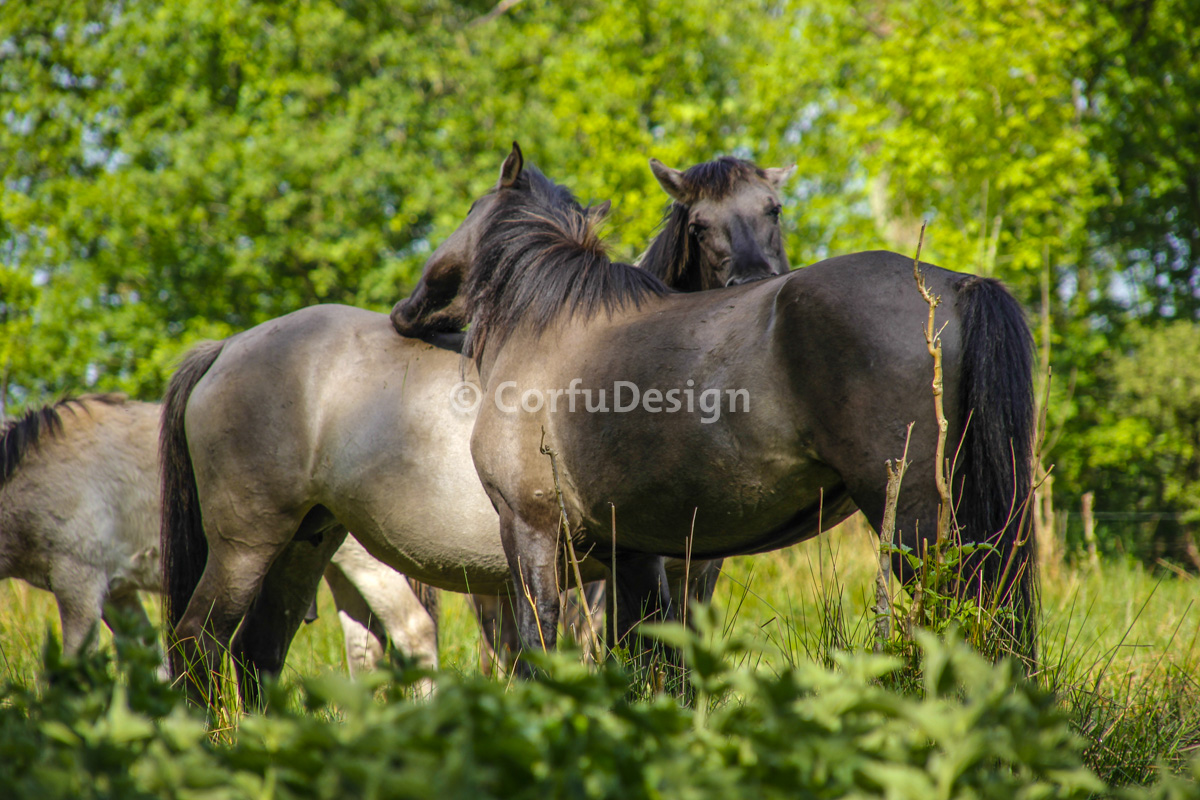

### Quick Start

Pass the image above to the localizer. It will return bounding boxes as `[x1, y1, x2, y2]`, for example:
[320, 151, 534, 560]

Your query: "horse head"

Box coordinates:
[391, 143, 611, 339]
[642, 156, 795, 290]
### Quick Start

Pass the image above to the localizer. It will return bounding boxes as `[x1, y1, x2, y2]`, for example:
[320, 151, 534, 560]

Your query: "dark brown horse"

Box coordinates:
[394, 144, 1037, 670]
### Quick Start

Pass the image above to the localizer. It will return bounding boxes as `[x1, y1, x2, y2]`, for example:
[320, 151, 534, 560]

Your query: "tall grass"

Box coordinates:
[713, 516, 1200, 785]
[2, 521, 1197, 787]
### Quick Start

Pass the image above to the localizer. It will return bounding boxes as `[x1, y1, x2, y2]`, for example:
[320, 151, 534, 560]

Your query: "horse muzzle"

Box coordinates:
[725, 272, 776, 288]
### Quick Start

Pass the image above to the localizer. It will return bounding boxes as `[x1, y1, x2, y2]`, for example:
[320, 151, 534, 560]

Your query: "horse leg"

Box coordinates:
[497, 506, 560, 675]
[101, 590, 168, 676]
[606, 552, 674, 663]
[670, 558, 723, 628]
[102, 589, 152, 633]
[231, 515, 347, 709]
[840, 465, 942, 602]
[171, 503, 310, 707]
[50, 563, 107, 656]
[326, 550, 438, 696]
[472, 593, 521, 676]
[324, 561, 387, 677]
[561, 582, 605, 658]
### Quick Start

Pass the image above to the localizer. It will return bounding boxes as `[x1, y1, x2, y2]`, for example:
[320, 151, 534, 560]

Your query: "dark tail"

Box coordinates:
[955, 276, 1039, 665]
[160, 341, 225, 644]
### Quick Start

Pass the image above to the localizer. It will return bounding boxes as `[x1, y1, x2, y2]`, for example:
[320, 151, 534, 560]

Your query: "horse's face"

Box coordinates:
[651, 159, 795, 289]
[390, 146, 522, 337]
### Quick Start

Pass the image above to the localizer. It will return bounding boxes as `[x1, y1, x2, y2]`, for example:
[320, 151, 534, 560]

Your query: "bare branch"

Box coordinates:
[469, 0, 524, 28]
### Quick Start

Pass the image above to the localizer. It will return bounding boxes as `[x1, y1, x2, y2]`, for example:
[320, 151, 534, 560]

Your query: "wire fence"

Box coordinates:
[1055, 509, 1197, 567]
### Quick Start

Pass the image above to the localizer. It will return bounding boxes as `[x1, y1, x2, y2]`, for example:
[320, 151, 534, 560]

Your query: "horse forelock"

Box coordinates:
[463, 167, 667, 362]
[681, 157, 767, 201]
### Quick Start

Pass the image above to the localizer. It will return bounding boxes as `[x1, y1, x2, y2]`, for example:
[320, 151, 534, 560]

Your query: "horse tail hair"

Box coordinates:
[955, 276, 1039, 665]
[160, 340, 225, 643]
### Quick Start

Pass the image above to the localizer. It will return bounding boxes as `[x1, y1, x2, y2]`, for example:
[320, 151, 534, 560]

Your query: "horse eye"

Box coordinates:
[768, 205, 782, 220]
[688, 222, 707, 239]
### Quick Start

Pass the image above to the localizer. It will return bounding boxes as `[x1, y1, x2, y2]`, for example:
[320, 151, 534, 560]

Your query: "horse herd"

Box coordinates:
[1, 144, 1037, 706]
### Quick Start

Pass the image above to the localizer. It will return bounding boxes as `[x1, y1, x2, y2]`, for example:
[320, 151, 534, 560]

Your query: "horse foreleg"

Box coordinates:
[50, 563, 107, 656]
[326, 549, 439, 695]
[471, 593, 521, 676]
[498, 507, 560, 676]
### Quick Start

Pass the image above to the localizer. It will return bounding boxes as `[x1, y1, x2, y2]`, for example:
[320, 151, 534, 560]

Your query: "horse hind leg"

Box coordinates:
[171, 506, 311, 708]
[324, 559, 388, 677]
[326, 549, 438, 696]
[606, 552, 675, 670]
[231, 509, 347, 709]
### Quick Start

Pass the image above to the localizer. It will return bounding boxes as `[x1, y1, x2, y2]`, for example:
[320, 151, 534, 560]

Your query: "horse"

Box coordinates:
[1, 395, 161, 654]
[392, 143, 1038, 669]
[0, 394, 438, 678]
[162, 154, 794, 704]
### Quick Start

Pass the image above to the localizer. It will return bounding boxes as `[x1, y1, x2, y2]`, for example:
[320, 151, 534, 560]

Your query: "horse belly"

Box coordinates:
[317, 386, 513, 595]
[566, 431, 838, 560]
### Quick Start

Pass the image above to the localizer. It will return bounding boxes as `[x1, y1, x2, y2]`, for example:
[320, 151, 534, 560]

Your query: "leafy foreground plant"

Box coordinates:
[1, 612, 1196, 800]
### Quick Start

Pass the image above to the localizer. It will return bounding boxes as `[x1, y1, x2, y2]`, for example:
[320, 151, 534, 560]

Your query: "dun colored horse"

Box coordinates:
[0, 394, 438, 677]
[394, 144, 1037, 669]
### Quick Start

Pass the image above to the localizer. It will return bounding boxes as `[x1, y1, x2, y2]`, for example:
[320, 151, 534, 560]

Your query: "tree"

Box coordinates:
[1079, 0, 1200, 322]
[1056, 322, 1200, 567]
[1, 0, 787, 403]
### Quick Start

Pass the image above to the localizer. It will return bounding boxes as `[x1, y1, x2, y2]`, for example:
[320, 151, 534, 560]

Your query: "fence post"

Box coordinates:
[1081, 491, 1099, 570]
[1034, 469, 1059, 578]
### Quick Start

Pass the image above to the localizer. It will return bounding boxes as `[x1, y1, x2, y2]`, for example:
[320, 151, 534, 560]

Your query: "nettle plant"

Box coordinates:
[1, 607, 1146, 800]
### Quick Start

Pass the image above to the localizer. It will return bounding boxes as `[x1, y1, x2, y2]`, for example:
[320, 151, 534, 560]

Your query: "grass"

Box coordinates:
[2, 515, 1198, 786]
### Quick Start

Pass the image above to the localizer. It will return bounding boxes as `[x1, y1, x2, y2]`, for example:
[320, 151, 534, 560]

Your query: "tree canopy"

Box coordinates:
[2, 0, 1197, 562]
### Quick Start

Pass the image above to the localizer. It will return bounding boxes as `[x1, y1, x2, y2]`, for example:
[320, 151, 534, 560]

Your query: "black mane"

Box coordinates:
[464, 165, 668, 361]
[639, 156, 768, 290]
[0, 394, 125, 486]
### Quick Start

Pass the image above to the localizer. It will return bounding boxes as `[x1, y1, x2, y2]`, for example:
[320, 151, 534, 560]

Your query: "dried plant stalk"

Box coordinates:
[876, 422, 914, 651]
[911, 223, 954, 542]
[540, 431, 602, 660]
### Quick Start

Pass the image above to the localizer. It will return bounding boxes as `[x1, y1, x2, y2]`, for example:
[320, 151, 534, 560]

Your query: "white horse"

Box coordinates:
[0, 394, 437, 675]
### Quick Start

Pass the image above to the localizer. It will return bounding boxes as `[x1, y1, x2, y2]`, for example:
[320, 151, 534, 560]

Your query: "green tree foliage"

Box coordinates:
[1080, 0, 1200, 321]
[1, 0, 794, 400]
[790, 0, 1101, 293]
[2, 0, 1198, 559]
[1056, 321, 1200, 564]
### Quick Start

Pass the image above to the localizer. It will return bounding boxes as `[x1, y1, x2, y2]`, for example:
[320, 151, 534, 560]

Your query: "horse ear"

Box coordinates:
[649, 158, 691, 204]
[499, 142, 524, 188]
[764, 165, 797, 189]
[588, 199, 612, 222]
